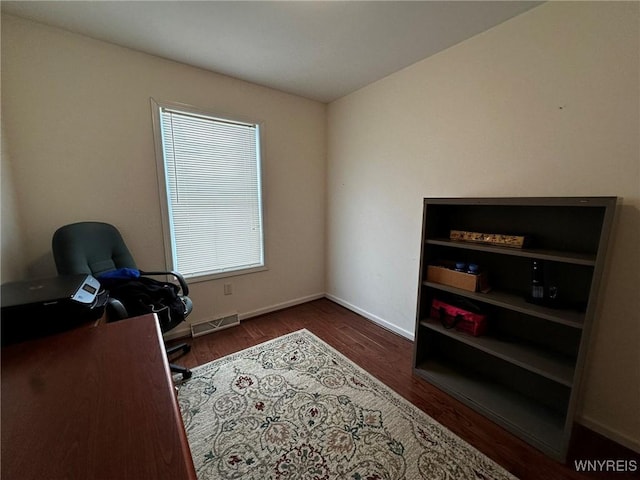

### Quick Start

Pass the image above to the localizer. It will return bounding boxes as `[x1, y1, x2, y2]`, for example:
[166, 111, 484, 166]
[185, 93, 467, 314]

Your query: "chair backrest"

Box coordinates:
[52, 222, 137, 276]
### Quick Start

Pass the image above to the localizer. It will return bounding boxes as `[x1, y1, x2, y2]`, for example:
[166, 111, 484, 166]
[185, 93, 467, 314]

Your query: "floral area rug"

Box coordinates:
[177, 329, 517, 480]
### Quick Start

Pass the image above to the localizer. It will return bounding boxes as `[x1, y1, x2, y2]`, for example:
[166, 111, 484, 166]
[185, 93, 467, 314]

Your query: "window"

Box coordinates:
[151, 100, 265, 281]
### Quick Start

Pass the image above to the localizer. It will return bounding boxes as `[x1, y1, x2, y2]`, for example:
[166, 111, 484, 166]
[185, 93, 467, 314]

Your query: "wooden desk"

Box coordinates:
[1, 314, 197, 480]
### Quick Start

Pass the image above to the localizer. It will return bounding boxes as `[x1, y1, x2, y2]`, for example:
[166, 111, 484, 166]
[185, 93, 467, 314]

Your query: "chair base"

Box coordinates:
[171, 363, 192, 379]
[167, 342, 192, 380]
[167, 342, 191, 357]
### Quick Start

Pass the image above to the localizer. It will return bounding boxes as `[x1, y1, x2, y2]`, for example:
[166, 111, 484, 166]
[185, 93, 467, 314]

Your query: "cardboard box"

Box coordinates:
[426, 265, 490, 293]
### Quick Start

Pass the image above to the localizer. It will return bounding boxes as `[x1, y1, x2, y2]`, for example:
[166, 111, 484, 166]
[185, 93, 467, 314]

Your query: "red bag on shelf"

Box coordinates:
[431, 298, 487, 336]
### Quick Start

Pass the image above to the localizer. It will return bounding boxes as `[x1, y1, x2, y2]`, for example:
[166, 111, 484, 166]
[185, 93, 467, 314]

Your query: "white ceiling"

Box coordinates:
[1, 1, 542, 103]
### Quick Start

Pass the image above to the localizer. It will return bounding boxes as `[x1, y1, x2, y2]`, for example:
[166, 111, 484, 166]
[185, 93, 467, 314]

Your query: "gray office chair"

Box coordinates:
[52, 221, 192, 379]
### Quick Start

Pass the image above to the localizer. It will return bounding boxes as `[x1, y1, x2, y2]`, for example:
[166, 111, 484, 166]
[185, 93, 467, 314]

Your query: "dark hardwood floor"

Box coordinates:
[168, 299, 639, 480]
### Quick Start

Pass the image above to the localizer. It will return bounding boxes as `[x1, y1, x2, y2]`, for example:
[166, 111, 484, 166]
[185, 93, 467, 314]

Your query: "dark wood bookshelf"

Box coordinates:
[414, 197, 616, 461]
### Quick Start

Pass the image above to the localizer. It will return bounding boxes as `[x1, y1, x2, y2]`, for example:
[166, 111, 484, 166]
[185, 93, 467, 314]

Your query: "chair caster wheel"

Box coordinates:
[182, 370, 193, 380]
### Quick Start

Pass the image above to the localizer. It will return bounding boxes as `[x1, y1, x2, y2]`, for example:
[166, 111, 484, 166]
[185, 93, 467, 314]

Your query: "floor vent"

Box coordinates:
[190, 313, 239, 338]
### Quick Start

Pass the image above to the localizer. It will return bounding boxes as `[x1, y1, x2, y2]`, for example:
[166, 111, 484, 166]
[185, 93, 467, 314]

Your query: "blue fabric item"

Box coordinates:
[98, 268, 140, 279]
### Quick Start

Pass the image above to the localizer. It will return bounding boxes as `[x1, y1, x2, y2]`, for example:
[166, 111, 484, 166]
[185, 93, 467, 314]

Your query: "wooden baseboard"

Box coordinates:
[163, 292, 326, 341]
[239, 293, 326, 320]
[325, 293, 415, 340]
[577, 416, 640, 454]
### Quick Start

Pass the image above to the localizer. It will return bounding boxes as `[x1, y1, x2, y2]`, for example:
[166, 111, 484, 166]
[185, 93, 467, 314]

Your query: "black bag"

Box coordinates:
[100, 276, 187, 331]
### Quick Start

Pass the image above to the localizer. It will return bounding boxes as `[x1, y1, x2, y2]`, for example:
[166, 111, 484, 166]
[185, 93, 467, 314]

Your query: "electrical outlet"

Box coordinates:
[224, 283, 233, 295]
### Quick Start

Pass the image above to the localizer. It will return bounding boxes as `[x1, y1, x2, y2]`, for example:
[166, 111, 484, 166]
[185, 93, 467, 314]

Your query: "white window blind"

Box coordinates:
[156, 105, 264, 279]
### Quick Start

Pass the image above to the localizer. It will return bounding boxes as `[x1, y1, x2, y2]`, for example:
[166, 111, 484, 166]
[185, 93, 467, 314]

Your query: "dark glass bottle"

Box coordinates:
[531, 259, 544, 301]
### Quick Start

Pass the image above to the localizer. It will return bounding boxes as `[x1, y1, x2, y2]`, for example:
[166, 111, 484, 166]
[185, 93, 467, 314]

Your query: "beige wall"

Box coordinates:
[327, 2, 639, 449]
[1, 15, 326, 328]
[1, 120, 26, 282]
